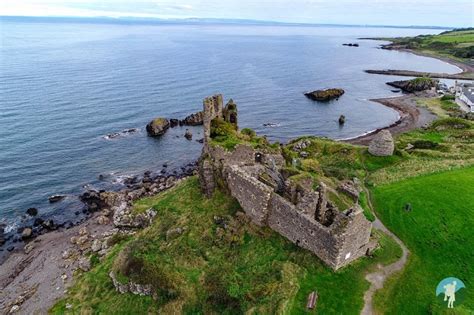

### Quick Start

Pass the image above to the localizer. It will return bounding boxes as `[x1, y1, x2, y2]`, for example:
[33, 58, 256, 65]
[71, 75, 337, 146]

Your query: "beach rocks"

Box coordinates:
[386, 78, 437, 93]
[78, 257, 91, 272]
[26, 208, 38, 216]
[368, 130, 395, 156]
[146, 118, 170, 137]
[304, 88, 345, 102]
[21, 228, 32, 239]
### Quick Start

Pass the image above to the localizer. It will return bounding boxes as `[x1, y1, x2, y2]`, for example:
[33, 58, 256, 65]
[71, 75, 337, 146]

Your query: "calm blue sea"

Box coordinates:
[0, 18, 460, 234]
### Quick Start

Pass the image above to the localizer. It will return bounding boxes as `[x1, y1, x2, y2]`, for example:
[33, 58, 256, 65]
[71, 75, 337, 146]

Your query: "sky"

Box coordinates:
[1, 0, 473, 27]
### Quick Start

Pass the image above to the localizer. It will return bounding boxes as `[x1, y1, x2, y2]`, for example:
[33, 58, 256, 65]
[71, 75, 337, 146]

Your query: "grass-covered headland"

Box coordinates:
[51, 94, 473, 314]
[51, 177, 401, 314]
[381, 28, 474, 64]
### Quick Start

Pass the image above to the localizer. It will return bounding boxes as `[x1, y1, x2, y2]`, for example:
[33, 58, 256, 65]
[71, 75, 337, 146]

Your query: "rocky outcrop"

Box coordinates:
[109, 271, 153, 296]
[184, 129, 192, 140]
[146, 118, 170, 137]
[343, 43, 359, 47]
[368, 130, 395, 156]
[179, 111, 204, 126]
[386, 78, 437, 93]
[339, 115, 346, 125]
[304, 88, 345, 102]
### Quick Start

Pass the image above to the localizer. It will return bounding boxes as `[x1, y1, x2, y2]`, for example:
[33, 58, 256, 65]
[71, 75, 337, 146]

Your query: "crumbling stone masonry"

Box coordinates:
[198, 95, 373, 270]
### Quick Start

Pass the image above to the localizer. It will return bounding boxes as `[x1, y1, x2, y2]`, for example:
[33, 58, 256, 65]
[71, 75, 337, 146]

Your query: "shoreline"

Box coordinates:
[0, 164, 195, 313]
[344, 91, 438, 146]
[345, 41, 473, 145]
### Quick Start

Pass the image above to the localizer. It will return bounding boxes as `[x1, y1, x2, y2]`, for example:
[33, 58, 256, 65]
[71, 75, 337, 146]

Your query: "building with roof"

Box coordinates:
[456, 82, 474, 112]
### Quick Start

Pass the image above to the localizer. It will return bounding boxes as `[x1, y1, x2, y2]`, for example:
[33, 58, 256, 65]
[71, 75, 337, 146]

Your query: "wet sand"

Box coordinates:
[345, 91, 438, 146]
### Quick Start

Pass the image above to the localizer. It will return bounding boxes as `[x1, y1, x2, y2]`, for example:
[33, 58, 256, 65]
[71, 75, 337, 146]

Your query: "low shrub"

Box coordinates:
[412, 140, 439, 149]
[431, 117, 471, 130]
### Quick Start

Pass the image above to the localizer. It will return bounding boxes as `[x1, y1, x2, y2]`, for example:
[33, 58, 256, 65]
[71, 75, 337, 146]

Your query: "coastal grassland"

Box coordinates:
[367, 112, 474, 185]
[372, 167, 474, 314]
[51, 177, 402, 315]
[382, 28, 474, 66]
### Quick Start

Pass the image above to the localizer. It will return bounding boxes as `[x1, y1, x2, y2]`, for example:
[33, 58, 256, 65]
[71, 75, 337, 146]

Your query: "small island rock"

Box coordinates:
[184, 129, 193, 140]
[338, 115, 346, 125]
[368, 130, 395, 156]
[146, 118, 170, 137]
[304, 88, 345, 102]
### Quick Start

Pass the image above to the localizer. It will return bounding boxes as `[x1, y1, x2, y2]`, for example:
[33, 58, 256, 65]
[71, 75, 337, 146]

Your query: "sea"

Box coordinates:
[0, 17, 460, 244]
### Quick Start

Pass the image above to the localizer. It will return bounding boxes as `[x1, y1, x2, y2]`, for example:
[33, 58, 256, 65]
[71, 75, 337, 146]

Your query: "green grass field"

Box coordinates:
[372, 167, 474, 314]
[51, 177, 402, 315]
[386, 28, 474, 64]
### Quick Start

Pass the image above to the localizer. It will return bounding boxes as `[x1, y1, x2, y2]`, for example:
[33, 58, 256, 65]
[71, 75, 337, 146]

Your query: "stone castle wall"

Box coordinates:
[198, 94, 373, 270]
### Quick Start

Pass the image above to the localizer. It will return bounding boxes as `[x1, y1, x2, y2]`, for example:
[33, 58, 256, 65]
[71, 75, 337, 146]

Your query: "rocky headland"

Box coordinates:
[386, 77, 437, 93]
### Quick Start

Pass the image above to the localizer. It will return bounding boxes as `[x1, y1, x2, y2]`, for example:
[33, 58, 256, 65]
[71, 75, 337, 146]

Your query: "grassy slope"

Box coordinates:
[384, 29, 474, 68]
[372, 167, 474, 314]
[51, 177, 402, 315]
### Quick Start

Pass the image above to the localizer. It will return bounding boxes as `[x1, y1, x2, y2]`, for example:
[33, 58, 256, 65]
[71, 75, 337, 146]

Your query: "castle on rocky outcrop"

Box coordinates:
[198, 95, 373, 270]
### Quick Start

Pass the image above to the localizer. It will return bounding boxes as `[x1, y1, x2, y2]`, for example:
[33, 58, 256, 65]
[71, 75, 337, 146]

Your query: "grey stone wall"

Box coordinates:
[267, 193, 340, 268]
[198, 95, 373, 270]
[226, 165, 273, 226]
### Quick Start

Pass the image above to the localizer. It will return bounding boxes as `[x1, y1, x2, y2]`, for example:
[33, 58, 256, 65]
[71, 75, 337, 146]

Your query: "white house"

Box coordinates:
[455, 82, 474, 112]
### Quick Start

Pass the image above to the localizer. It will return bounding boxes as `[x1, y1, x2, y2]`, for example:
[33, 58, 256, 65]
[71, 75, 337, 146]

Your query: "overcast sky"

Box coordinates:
[1, 0, 473, 27]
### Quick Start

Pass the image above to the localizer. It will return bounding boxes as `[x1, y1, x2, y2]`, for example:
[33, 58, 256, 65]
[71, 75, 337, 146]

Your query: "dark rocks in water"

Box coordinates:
[104, 128, 139, 140]
[263, 123, 280, 127]
[179, 111, 204, 126]
[33, 218, 44, 227]
[196, 138, 204, 144]
[49, 195, 65, 203]
[146, 118, 170, 137]
[391, 89, 401, 93]
[26, 208, 38, 216]
[0, 237, 5, 246]
[386, 77, 437, 93]
[338, 115, 346, 125]
[7, 246, 14, 252]
[343, 43, 359, 47]
[184, 129, 193, 140]
[304, 88, 345, 102]
[170, 118, 179, 128]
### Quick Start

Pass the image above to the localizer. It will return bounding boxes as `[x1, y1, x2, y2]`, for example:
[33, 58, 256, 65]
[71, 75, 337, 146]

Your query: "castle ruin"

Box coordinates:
[198, 95, 373, 270]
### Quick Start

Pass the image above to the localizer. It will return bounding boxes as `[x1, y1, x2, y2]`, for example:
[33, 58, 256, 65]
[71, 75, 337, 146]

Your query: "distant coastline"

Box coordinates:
[0, 15, 455, 30]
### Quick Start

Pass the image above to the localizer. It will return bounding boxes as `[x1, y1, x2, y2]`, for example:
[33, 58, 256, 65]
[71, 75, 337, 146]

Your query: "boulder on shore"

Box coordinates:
[146, 118, 170, 137]
[368, 130, 394, 156]
[304, 88, 345, 102]
[386, 77, 437, 93]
